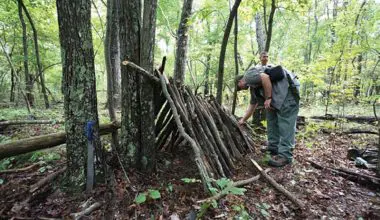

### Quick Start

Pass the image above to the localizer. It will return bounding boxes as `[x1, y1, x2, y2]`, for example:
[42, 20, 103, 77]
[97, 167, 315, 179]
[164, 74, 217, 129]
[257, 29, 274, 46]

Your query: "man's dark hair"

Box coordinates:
[235, 75, 244, 91]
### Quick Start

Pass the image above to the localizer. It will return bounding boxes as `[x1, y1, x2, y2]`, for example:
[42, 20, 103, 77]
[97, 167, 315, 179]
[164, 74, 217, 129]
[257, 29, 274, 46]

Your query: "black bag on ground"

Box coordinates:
[264, 65, 285, 82]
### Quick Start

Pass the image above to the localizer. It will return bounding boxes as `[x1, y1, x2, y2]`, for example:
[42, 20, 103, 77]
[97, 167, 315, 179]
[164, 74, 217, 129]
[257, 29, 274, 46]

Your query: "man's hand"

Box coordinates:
[264, 98, 272, 109]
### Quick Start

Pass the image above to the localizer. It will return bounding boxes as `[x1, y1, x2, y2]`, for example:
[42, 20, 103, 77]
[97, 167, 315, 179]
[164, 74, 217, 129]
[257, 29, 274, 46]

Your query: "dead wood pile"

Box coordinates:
[125, 60, 258, 186]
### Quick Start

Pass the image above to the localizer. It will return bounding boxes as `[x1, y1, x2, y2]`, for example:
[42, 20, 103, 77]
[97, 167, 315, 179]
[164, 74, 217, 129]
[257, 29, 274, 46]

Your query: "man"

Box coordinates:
[255, 51, 274, 71]
[237, 57, 300, 167]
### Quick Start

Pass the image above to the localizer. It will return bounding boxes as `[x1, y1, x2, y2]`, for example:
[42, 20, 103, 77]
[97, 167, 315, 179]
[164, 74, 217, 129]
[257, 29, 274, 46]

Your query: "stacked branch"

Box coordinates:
[124, 60, 258, 186]
[153, 77, 256, 180]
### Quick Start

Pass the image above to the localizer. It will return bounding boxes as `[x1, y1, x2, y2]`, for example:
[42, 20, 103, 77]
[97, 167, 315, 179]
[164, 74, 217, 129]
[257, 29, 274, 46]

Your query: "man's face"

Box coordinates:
[238, 79, 248, 90]
[260, 54, 269, 65]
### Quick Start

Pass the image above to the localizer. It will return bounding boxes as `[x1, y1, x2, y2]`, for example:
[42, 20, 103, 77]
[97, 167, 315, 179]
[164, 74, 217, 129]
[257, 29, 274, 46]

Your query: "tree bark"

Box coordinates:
[139, 0, 158, 172]
[173, 0, 194, 84]
[119, 0, 142, 168]
[216, 0, 242, 104]
[56, 0, 102, 190]
[255, 13, 266, 53]
[19, 0, 49, 109]
[17, 0, 34, 107]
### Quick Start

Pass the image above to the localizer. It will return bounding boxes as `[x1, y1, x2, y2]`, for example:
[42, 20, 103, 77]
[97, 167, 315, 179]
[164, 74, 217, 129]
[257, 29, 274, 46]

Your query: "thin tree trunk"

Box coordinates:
[56, 0, 102, 190]
[231, 11, 239, 115]
[264, 0, 276, 52]
[216, 0, 242, 104]
[20, 0, 49, 108]
[18, 0, 34, 107]
[173, 0, 194, 84]
[0, 39, 31, 113]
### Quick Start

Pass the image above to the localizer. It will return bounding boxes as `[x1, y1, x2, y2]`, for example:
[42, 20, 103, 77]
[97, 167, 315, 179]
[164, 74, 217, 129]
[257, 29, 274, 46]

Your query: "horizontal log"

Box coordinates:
[0, 120, 64, 126]
[310, 115, 377, 124]
[0, 122, 121, 160]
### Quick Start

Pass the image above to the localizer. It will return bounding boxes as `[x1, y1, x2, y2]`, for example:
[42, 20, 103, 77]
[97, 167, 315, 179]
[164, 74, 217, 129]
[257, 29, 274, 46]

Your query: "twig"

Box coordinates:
[122, 60, 159, 84]
[29, 167, 66, 193]
[250, 158, 305, 210]
[197, 169, 270, 203]
[70, 202, 102, 220]
[0, 163, 38, 174]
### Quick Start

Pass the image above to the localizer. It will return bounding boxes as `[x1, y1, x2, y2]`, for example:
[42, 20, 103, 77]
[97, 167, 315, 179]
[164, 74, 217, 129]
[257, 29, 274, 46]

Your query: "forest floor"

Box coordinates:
[0, 113, 380, 219]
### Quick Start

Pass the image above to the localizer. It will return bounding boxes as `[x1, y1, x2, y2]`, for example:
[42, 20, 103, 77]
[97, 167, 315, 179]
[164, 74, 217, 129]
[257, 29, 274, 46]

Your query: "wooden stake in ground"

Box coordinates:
[250, 158, 305, 210]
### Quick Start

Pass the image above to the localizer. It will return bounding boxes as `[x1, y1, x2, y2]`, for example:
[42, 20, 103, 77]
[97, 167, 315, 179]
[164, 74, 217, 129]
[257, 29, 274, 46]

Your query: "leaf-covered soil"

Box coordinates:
[0, 120, 379, 219]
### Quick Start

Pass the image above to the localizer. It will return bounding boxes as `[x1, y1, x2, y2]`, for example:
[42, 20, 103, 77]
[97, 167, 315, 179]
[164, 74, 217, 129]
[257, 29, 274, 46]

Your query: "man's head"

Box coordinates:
[236, 75, 248, 91]
[260, 51, 269, 65]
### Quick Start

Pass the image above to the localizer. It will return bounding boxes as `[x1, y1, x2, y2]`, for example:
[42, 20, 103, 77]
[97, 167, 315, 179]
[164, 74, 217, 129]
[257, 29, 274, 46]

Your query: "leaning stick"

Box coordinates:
[29, 167, 66, 193]
[156, 69, 210, 191]
[250, 158, 305, 209]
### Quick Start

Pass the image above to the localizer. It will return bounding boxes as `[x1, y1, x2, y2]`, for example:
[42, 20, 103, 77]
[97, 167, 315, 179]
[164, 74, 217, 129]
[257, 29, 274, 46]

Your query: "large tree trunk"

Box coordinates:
[17, 0, 34, 107]
[119, 0, 142, 168]
[20, 0, 49, 109]
[56, 0, 102, 191]
[140, 0, 158, 172]
[105, 0, 120, 153]
[173, 0, 194, 84]
[216, 0, 242, 104]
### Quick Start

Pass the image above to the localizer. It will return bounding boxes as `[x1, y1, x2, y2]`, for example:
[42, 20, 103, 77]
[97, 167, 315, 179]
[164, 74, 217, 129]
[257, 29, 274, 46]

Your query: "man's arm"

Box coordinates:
[260, 73, 272, 109]
[238, 103, 258, 125]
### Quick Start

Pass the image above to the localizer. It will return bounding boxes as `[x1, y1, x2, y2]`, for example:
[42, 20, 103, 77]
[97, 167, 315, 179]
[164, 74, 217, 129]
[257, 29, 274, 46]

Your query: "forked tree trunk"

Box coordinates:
[20, 0, 49, 108]
[17, 0, 34, 107]
[56, 0, 102, 191]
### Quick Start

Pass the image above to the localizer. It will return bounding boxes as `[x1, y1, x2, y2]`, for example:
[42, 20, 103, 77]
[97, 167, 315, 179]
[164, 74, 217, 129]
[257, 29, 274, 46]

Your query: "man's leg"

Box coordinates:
[266, 109, 280, 154]
[277, 95, 299, 162]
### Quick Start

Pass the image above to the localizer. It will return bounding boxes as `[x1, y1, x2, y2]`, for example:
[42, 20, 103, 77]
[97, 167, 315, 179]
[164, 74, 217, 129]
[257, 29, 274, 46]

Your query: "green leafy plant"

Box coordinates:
[256, 203, 271, 218]
[232, 204, 252, 219]
[134, 189, 161, 204]
[0, 157, 14, 171]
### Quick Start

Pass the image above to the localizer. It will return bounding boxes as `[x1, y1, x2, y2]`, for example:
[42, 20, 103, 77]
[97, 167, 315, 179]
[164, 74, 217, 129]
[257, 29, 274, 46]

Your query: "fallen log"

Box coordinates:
[310, 115, 377, 124]
[250, 158, 305, 210]
[308, 160, 380, 189]
[0, 120, 64, 126]
[0, 122, 121, 160]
